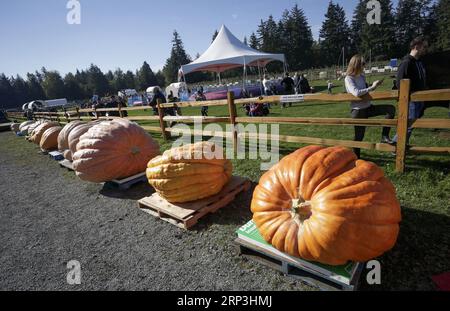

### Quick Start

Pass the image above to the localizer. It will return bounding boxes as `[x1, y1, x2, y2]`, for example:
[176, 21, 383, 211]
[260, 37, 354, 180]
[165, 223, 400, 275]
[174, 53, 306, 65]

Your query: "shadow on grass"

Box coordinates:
[99, 181, 155, 201]
[360, 207, 450, 291]
[363, 153, 450, 173]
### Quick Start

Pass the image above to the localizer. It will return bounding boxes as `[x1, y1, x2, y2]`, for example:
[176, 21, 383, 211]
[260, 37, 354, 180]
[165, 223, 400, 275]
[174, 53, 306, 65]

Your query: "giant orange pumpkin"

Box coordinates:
[251, 145, 401, 266]
[40, 126, 63, 151]
[72, 119, 160, 182]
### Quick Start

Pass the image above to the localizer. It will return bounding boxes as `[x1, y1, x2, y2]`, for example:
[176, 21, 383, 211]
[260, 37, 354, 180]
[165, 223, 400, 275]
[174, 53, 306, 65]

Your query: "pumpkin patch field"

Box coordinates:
[0, 85, 449, 290]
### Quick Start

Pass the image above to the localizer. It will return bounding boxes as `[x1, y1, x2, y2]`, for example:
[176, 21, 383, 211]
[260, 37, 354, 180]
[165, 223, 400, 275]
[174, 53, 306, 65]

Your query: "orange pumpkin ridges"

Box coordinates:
[72, 119, 160, 182]
[250, 145, 402, 266]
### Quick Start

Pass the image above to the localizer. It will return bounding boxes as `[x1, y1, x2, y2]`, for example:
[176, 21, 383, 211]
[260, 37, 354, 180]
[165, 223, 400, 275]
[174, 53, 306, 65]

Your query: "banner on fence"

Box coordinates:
[279, 94, 305, 103]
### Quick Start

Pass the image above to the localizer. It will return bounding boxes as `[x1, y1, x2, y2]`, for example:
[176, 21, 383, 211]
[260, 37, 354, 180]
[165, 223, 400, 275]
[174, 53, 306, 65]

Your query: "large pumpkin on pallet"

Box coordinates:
[250, 145, 401, 266]
[146, 141, 233, 203]
[40, 126, 63, 151]
[58, 121, 85, 151]
[72, 119, 160, 182]
[29, 122, 59, 144]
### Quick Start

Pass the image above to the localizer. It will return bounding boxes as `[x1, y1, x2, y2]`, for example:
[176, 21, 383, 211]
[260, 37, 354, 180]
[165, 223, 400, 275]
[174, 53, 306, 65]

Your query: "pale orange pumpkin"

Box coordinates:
[29, 122, 59, 144]
[40, 126, 63, 151]
[58, 121, 85, 151]
[66, 123, 96, 161]
[73, 119, 160, 182]
[251, 145, 401, 266]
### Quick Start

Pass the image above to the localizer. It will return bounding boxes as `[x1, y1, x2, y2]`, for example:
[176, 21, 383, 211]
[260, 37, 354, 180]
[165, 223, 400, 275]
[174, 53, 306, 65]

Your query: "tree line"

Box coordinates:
[1, 0, 449, 109]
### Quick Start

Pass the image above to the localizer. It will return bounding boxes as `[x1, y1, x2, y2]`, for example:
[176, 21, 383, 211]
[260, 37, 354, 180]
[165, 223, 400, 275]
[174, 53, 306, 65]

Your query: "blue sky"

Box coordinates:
[0, 0, 399, 78]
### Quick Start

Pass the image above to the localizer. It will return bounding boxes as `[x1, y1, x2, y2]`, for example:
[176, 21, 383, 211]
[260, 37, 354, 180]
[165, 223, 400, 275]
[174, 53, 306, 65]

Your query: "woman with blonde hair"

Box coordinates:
[345, 54, 396, 158]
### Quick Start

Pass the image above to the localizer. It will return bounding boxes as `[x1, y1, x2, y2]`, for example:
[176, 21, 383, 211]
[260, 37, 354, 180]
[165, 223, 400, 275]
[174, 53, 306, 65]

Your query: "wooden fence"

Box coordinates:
[7, 79, 450, 173]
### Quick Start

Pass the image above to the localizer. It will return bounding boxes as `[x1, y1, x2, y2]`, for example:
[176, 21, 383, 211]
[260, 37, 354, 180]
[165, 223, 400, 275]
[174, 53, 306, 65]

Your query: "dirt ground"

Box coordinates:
[0, 131, 316, 291]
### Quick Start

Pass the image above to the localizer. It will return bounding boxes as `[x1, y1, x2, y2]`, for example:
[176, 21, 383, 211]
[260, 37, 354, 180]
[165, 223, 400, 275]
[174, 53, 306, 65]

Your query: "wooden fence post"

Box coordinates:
[118, 105, 123, 118]
[157, 99, 169, 141]
[76, 107, 81, 121]
[227, 91, 238, 154]
[64, 109, 70, 123]
[395, 79, 411, 173]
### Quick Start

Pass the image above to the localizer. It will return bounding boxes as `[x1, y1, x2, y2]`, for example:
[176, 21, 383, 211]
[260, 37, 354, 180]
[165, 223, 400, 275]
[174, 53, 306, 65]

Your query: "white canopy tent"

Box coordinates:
[180, 25, 286, 84]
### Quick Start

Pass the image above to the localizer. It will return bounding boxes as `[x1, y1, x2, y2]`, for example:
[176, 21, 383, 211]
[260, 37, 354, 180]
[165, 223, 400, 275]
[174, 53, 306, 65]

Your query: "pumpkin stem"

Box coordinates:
[291, 197, 312, 225]
[131, 146, 141, 155]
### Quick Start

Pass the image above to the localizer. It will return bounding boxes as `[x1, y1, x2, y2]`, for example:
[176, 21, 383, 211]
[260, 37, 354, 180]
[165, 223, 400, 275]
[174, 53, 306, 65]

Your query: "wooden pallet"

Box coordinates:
[59, 159, 74, 171]
[49, 151, 64, 161]
[235, 238, 364, 291]
[138, 176, 251, 230]
[106, 172, 148, 190]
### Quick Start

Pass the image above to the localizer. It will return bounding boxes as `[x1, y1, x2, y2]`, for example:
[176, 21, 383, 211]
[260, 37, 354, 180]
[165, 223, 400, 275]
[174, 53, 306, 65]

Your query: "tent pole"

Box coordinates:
[257, 61, 263, 96]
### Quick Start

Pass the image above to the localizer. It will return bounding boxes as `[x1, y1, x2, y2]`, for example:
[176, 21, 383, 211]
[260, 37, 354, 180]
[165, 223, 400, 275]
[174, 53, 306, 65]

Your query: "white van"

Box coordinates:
[165, 82, 188, 101]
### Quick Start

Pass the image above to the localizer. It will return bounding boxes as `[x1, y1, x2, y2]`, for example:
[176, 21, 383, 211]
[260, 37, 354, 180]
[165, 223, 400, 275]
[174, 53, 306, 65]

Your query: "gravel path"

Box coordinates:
[0, 131, 313, 291]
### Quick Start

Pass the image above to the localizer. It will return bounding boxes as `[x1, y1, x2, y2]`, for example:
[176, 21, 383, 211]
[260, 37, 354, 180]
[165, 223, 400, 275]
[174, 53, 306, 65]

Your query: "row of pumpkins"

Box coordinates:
[13, 119, 232, 202]
[12, 120, 402, 266]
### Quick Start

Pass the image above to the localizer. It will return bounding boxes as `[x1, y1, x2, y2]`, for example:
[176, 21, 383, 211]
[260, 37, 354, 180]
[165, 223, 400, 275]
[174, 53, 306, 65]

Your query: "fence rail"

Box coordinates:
[6, 79, 450, 173]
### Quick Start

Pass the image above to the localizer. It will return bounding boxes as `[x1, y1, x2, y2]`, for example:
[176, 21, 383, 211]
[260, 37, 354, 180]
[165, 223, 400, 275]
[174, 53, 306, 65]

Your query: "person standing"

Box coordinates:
[345, 54, 396, 159]
[327, 80, 333, 94]
[293, 72, 300, 94]
[281, 73, 295, 108]
[391, 36, 429, 146]
[263, 75, 272, 96]
[299, 74, 311, 94]
[281, 73, 295, 95]
[195, 89, 208, 116]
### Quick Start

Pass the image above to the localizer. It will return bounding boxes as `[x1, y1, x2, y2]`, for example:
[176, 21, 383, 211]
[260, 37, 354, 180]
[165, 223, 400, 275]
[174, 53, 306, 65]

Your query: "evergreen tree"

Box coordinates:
[249, 32, 259, 49]
[212, 29, 219, 42]
[353, 0, 396, 60]
[319, 1, 351, 67]
[86, 64, 110, 96]
[434, 0, 450, 50]
[286, 4, 314, 69]
[395, 0, 432, 55]
[243, 36, 248, 46]
[123, 70, 136, 89]
[26, 73, 46, 100]
[155, 70, 166, 88]
[64, 73, 83, 100]
[350, 0, 367, 55]
[163, 30, 191, 84]
[111, 69, 127, 92]
[0, 74, 16, 109]
[136, 61, 157, 91]
[41, 71, 65, 99]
